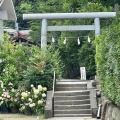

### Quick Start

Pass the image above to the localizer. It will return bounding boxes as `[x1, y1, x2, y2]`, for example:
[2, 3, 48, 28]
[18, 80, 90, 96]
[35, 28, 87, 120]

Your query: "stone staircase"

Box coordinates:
[54, 79, 92, 117]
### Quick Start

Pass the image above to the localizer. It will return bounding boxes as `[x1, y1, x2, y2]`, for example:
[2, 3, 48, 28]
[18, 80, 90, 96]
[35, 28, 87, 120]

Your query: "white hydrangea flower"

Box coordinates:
[12, 88, 15, 92]
[42, 93, 46, 98]
[21, 106, 25, 111]
[8, 82, 13, 86]
[21, 97, 24, 100]
[14, 99, 17, 102]
[6, 95, 10, 99]
[34, 95, 38, 98]
[21, 92, 28, 98]
[42, 87, 47, 91]
[34, 89, 39, 95]
[33, 103, 35, 106]
[28, 98, 32, 102]
[25, 103, 29, 106]
[31, 84, 34, 87]
[0, 81, 3, 88]
[29, 103, 34, 108]
[38, 100, 43, 105]
[38, 85, 42, 91]
[0, 97, 2, 100]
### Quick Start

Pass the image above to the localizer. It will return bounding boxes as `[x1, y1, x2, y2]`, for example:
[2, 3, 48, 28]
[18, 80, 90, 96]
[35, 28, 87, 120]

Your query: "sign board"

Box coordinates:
[80, 67, 86, 80]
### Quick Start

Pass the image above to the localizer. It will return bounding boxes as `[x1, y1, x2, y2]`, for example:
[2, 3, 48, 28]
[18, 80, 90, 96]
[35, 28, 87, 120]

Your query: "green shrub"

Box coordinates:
[95, 12, 120, 106]
[0, 34, 62, 114]
[22, 45, 62, 90]
[0, 34, 62, 91]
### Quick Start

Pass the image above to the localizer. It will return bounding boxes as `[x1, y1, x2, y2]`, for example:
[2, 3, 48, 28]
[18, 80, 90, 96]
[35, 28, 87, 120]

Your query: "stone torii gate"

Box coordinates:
[23, 12, 116, 50]
[0, 0, 17, 40]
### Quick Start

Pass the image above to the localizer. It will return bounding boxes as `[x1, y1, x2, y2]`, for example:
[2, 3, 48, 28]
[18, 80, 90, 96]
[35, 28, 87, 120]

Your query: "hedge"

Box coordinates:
[95, 13, 120, 106]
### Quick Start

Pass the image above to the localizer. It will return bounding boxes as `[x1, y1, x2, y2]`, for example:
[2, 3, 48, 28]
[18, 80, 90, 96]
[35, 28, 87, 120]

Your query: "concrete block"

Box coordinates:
[89, 89, 97, 118]
[45, 91, 53, 119]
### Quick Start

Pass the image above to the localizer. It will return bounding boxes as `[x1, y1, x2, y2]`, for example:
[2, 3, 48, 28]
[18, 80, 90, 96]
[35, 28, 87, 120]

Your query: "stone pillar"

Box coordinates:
[41, 19, 47, 50]
[114, 3, 119, 13]
[0, 19, 3, 40]
[94, 18, 100, 37]
[45, 91, 53, 119]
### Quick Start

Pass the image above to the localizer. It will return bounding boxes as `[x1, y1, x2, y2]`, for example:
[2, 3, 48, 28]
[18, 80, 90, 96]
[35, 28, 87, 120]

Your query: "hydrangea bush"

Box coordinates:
[0, 81, 20, 110]
[19, 84, 47, 115]
[0, 35, 61, 115]
[0, 81, 47, 115]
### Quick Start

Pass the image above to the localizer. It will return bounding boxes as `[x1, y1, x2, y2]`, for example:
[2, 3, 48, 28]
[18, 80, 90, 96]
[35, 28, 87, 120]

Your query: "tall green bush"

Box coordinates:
[0, 34, 34, 86]
[22, 45, 62, 90]
[95, 13, 120, 106]
[0, 35, 62, 91]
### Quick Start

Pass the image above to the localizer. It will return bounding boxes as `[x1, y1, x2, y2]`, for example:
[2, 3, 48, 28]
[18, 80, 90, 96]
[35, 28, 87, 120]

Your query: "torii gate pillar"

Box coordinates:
[41, 19, 47, 49]
[94, 18, 100, 37]
[0, 20, 3, 40]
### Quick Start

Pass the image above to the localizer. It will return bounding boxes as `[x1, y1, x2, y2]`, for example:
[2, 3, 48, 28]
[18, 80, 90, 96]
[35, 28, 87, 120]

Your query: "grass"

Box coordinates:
[0, 118, 3, 120]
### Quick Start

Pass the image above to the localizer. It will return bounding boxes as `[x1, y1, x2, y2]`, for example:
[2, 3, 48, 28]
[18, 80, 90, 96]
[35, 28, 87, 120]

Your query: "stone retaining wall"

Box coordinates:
[101, 96, 120, 120]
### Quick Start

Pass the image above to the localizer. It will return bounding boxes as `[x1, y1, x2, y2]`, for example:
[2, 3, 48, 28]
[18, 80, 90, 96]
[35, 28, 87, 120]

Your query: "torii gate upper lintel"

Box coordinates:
[23, 12, 116, 50]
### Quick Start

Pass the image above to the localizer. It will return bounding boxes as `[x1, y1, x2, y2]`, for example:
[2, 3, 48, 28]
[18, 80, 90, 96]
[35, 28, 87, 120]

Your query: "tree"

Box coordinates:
[7, 0, 116, 79]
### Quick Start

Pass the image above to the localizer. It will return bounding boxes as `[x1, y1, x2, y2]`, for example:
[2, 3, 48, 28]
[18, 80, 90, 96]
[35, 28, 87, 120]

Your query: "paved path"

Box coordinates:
[0, 114, 100, 120]
[0, 114, 38, 120]
[45, 117, 98, 120]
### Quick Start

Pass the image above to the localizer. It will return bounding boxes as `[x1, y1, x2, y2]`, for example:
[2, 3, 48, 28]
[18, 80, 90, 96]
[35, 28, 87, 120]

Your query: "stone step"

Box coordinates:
[54, 99, 90, 105]
[54, 109, 91, 114]
[56, 82, 87, 87]
[53, 79, 92, 118]
[56, 87, 87, 91]
[59, 79, 88, 82]
[54, 114, 92, 117]
[54, 95, 90, 101]
[54, 104, 91, 110]
[54, 90, 90, 96]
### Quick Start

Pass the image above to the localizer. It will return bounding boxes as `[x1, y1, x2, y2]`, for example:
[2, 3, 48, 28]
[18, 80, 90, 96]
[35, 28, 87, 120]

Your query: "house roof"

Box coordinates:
[0, 0, 17, 21]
